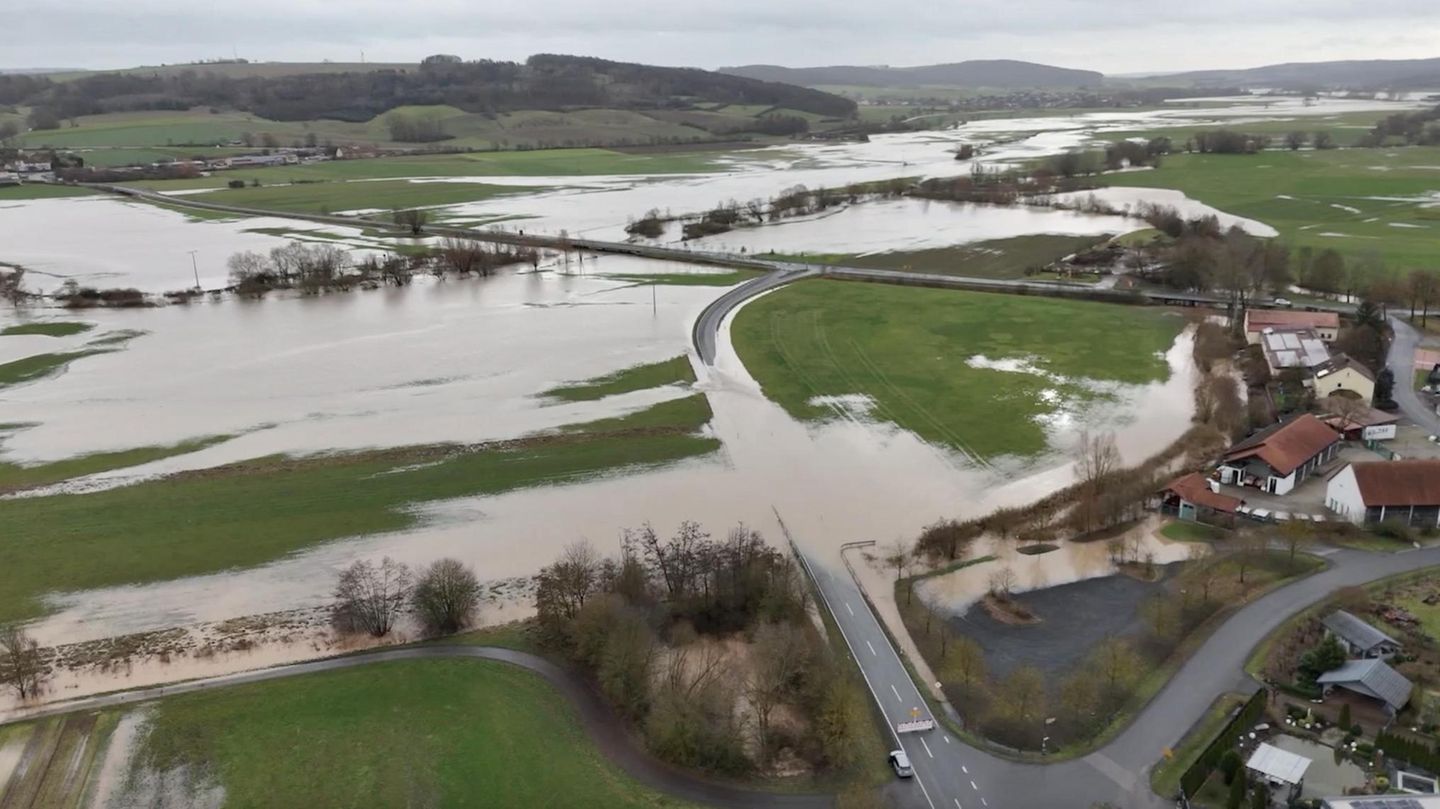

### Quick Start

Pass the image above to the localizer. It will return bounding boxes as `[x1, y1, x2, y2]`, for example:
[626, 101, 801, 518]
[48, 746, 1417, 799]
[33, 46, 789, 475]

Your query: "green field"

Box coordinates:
[1100, 147, 1440, 271]
[770, 234, 1111, 279]
[0, 183, 98, 200]
[0, 660, 691, 809]
[18, 105, 765, 154]
[1158, 520, 1226, 543]
[163, 178, 523, 214]
[0, 349, 111, 389]
[0, 395, 717, 623]
[731, 280, 1181, 459]
[603, 270, 761, 287]
[1101, 109, 1393, 150]
[543, 355, 695, 402]
[0, 435, 231, 493]
[0, 321, 93, 337]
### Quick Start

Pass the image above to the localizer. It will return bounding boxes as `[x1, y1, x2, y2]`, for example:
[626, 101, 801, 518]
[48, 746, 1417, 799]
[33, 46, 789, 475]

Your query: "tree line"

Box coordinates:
[225, 237, 539, 297]
[5, 54, 856, 127]
[1360, 105, 1440, 147]
[534, 523, 867, 775]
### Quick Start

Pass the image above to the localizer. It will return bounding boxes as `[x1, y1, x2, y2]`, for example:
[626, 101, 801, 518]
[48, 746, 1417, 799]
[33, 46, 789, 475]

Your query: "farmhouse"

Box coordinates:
[1327, 459, 1440, 527]
[1218, 414, 1342, 495]
[1312, 355, 1376, 403]
[1157, 472, 1242, 524]
[1244, 309, 1341, 344]
[1316, 658, 1413, 718]
[1321, 610, 1402, 659]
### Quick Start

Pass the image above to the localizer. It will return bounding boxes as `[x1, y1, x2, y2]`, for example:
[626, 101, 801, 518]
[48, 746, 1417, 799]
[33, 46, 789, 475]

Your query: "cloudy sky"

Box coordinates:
[5, 0, 1439, 74]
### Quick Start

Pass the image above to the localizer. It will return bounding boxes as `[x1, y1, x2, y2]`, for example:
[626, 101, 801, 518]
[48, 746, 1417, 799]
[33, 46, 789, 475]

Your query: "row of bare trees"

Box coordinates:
[534, 524, 864, 775]
[225, 238, 539, 297]
[332, 557, 482, 638]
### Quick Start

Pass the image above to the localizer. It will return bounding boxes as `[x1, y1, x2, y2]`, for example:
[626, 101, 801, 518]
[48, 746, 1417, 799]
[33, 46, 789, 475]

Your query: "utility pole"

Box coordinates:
[652, 282, 657, 316]
[187, 250, 200, 291]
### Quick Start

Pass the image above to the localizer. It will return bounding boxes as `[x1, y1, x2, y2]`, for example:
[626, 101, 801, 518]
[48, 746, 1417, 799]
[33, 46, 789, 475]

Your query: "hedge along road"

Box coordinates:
[0, 645, 831, 809]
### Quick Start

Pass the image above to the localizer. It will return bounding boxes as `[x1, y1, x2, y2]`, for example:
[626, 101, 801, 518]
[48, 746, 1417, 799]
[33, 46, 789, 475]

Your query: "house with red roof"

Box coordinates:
[1158, 472, 1243, 524]
[1327, 459, 1440, 527]
[1243, 309, 1341, 344]
[1218, 413, 1342, 495]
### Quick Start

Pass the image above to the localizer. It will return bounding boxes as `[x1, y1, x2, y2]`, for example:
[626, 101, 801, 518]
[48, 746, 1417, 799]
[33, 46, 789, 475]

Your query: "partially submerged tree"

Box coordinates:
[412, 558, 482, 636]
[332, 557, 412, 637]
[0, 624, 46, 700]
[392, 208, 430, 235]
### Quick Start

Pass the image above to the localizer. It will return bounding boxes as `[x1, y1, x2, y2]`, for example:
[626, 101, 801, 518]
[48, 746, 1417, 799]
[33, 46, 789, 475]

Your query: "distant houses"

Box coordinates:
[1327, 459, 1440, 527]
[1218, 413, 1342, 495]
[1244, 309, 1341, 344]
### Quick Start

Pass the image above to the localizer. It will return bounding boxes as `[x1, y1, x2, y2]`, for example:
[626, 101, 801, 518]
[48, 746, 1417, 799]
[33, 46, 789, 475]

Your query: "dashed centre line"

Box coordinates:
[954, 800, 963, 809]
[970, 780, 978, 791]
[889, 683, 903, 702]
[865, 641, 877, 656]
[845, 602, 854, 616]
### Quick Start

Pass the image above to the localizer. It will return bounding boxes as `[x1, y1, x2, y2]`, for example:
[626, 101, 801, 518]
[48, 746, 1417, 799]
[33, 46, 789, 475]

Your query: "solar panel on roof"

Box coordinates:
[1352, 799, 1424, 809]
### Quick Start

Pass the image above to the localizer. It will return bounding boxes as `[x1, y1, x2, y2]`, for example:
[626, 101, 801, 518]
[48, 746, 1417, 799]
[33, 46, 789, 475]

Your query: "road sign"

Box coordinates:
[897, 719, 935, 734]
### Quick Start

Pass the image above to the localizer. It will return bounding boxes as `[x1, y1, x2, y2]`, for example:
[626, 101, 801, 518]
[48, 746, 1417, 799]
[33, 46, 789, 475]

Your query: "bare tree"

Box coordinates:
[998, 665, 1046, 721]
[412, 558, 482, 636]
[1074, 430, 1121, 531]
[1278, 521, 1314, 565]
[988, 566, 1017, 599]
[746, 622, 811, 761]
[1235, 533, 1268, 584]
[392, 208, 431, 236]
[1284, 131, 1308, 151]
[332, 557, 412, 637]
[0, 625, 47, 700]
[0, 267, 26, 307]
[535, 541, 601, 631]
[1092, 636, 1141, 692]
[948, 636, 986, 687]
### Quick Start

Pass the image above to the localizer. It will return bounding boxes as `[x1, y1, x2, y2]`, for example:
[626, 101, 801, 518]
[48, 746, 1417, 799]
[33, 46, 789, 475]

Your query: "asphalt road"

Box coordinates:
[1, 645, 831, 809]
[691, 266, 818, 364]
[799, 540, 1440, 809]
[1387, 316, 1440, 434]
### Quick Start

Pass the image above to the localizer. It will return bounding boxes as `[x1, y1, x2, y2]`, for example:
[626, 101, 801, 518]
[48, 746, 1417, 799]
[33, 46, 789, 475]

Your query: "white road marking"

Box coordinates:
[961, 765, 968, 774]
[845, 602, 854, 615]
[890, 683, 903, 702]
[981, 799, 989, 807]
[866, 641, 877, 656]
[914, 773, 938, 809]
[970, 780, 978, 791]
[954, 800, 964, 809]
[943, 735, 950, 743]
[921, 737, 934, 758]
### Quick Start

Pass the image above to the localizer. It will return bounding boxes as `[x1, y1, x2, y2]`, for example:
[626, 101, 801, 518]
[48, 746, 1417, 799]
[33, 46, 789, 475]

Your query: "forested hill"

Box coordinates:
[0, 54, 858, 123]
[721, 60, 1103, 89]
[1146, 57, 1440, 90]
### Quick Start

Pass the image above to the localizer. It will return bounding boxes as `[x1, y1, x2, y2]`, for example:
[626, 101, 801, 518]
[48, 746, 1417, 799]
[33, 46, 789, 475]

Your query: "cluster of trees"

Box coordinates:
[535, 525, 865, 774]
[332, 556, 482, 637]
[663, 179, 911, 241]
[385, 111, 451, 143]
[1101, 137, 1172, 171]
[8, 54, 855, 126]
[0, 624, 47, 700]
[225, 238, 538, 297]
[751, 113, 810, 136]
[1184, 130, 1273, 155]
[912, 162, 1097, 207]
[625, 208, 667, 238]
[1360, 106, 1440, 147]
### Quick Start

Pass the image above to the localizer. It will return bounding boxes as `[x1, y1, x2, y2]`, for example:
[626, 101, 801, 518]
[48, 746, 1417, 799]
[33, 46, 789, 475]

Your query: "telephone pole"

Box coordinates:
[187, 250, 200, 291]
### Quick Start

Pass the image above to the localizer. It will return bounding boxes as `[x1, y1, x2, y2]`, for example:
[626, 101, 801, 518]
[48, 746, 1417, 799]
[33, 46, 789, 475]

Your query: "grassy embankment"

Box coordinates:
[0, 350, 111, 388]
[1099, 146, 1440, 272]
[543, 355, 695, 402]
[603, 270, 763, 287]
[1149, 692, 1248, 797]
[0, 394, 718, 624]
[0, 434, 232, 494]
[0, 321, 93, 337]
[731, 280, 1181, 458]
[767, 234, 1110, 281]
[0, 184, 98, 200]
[0, 661, 697, 809]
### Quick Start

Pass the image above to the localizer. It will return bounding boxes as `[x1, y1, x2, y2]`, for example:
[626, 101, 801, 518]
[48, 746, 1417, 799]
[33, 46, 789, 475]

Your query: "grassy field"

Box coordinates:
[0, 396, 718, 623]
[0, 435, 231, 493]
[157, 178, 524, 214]
[0, 349, 110, 389]
[0, 321, 93, 337]
[1159, 520, 1226, 543]
[543, 355, 695, 402]
[730, 280, 1181, 458]
[769, 234, 1110, 280]
[18, 105, 763, 154]
[0, 183, 98, 200]
[1100, 147, 1440, 271]
[1101, 109, 1393, 149]
[128, 660, 696, 808]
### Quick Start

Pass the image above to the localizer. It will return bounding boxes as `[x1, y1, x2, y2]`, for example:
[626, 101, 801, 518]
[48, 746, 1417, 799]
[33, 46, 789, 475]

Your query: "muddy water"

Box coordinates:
[0, 256, 719, 466]
[1051, 187, 1278, 237]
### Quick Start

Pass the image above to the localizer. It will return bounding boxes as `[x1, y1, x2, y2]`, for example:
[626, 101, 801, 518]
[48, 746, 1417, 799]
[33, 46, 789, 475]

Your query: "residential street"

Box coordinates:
[1387, 315, 1440, 434]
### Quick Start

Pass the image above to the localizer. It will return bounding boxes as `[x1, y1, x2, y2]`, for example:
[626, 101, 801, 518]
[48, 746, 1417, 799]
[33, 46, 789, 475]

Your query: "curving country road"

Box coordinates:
[1387, 315, 1440, 434]
[1, 645, 830, 809]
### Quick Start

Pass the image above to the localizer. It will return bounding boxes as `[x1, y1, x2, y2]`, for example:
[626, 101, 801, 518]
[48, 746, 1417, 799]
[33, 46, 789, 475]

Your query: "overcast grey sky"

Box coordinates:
[5, 0, 1439, 74]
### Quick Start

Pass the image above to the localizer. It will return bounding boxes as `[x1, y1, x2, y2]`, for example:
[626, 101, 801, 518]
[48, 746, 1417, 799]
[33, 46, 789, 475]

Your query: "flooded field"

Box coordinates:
[0, 93, 1375, 716]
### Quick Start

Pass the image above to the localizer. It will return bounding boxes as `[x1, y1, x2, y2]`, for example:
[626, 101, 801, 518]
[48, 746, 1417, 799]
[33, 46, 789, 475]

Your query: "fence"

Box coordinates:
[1179, 688, 1269, 800]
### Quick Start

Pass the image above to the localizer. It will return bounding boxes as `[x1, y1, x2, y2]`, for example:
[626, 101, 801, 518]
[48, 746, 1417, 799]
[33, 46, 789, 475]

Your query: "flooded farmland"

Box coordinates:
[0, 94, 1395, 715]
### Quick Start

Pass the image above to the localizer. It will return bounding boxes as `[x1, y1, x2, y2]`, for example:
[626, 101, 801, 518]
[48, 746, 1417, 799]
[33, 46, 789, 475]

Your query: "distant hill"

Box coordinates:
[1141, 57, 1440, 90]
[720, 60, 1103, 89]
[0, 54, 856, 123]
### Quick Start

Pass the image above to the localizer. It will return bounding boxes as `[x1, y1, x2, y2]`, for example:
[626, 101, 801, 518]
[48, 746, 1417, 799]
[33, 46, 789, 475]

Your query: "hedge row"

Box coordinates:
[1376, 731, 1440, 774]
[1180, 690, 1269, 798]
